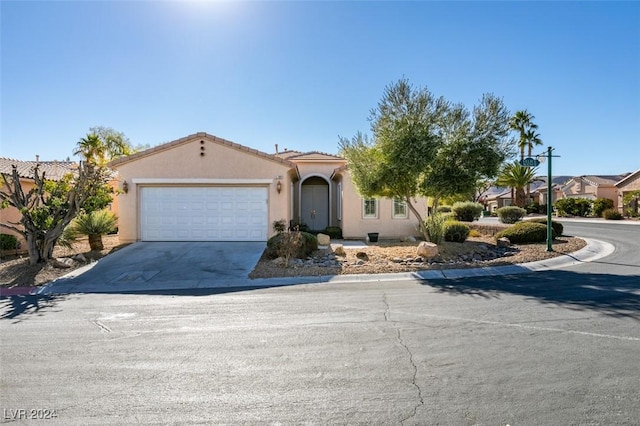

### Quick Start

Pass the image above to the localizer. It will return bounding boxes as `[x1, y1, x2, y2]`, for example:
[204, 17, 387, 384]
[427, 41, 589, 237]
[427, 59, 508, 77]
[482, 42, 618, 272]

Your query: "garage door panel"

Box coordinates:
[140, 186, 268, 241]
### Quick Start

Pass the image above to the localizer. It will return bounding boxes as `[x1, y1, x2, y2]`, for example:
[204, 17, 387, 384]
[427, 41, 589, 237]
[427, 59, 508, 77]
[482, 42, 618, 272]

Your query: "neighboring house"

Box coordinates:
[559, 174, 629, 209]
[0, 157, 78, 247]
[615, 169, 640, 216]
[108, 132, 428, 243]
[482, 186, 512, 212]
[529, 175, 572, 206]
[482, 175, 571, 212]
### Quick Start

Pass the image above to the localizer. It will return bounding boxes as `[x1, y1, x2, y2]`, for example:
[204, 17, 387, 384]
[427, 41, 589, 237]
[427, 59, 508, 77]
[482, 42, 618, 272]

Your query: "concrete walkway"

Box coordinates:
[30, 237, 615, 295]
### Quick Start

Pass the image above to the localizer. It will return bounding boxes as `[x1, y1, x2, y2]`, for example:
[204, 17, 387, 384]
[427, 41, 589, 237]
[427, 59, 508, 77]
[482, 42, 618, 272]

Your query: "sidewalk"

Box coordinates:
[22, 237, 615, 296]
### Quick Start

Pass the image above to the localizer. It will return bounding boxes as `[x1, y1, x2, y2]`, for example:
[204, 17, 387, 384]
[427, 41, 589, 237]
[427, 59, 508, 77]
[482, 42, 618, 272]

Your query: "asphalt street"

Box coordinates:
[1, 220, 638, 425]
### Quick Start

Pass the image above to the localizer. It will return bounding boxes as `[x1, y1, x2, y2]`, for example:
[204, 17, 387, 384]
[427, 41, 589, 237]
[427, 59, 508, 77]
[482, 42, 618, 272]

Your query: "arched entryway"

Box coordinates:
[300, 176, 330, 231]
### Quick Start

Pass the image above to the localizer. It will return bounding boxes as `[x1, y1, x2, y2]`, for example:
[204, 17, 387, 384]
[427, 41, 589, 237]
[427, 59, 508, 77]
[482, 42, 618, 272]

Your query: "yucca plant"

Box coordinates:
[68, 210, 117, 251]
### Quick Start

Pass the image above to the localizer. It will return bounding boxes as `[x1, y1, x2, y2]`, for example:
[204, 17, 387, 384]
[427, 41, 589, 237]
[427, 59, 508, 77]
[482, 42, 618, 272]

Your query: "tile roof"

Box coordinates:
[108, 132, 298, 170]
[283, 151, 345, 161]
[581, 174, 629, 186]
[0, 157, 77, 181]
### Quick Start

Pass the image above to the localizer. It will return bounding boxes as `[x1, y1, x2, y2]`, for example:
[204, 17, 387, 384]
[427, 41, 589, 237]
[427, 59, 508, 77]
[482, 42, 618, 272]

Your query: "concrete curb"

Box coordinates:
[33, 237, 615, 295]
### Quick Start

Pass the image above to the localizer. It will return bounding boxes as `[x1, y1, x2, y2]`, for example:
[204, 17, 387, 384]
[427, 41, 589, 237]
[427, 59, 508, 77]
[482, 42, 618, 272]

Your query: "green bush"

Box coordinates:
[436, 206, 452, 213]
[444, 221, 470, 243]
[451, 202, 483, 222]
[0, 234, 19, 251]
[525, 202, 543, 214]
[273, 220, 287, 234]
[554, 197, 592, 217]
[424, 214, 446, 244]
[593, 198, 614, 217]
[324, 226, 343, 239]
[526, 218, 564, 236]
[496, 221, 556, 244]
[602, 208, 623, 220]
[266, 231, 318, 259]
[497, 206, 527, 224]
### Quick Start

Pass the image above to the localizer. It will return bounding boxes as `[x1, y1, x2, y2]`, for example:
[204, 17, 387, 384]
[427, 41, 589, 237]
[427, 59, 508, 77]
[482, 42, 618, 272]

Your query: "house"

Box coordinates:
[0, 157, 78, 247]
[615, 169, 640, 216]
[559, 174, 629, 209]
[529, 176, 572, 206]
[108, 132, 428, 243]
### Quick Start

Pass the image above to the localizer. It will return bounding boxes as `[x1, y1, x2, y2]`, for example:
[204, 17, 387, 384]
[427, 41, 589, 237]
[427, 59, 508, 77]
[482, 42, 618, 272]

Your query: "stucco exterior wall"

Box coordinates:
[293, 161, 346, 228]
[338, 171, 427, 239]
[111, 136, 293, 243]
[0, 178, 34, 248]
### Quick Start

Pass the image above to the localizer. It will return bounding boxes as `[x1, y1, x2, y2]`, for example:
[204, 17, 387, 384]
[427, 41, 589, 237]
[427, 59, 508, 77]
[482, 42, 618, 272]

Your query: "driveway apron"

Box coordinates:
[42, 242, 266, 294]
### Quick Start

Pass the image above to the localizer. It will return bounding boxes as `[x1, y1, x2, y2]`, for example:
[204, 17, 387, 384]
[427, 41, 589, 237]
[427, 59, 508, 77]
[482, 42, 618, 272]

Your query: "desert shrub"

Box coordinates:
[497, 206, 526, 224]
[324, 226, 343, 239]
[554, 197, 592, 217]
[444, 221, 470, 243]
[436, 206, 452, 213]
[67, 210, 117, 251]
[526, 218, 564, 236]
[496, 222, 556, 244]
[273, 220, 287, 234]
[602, 208, 623, 220]
[266, 230, 317, 261]
[0, 234, 19, 251]
[424, 214, 446, 244]
[525, 202, 542, 214]
[468, 229, 481, 238]
[451, 202, 483, 222]
[592, 198, 614, 217]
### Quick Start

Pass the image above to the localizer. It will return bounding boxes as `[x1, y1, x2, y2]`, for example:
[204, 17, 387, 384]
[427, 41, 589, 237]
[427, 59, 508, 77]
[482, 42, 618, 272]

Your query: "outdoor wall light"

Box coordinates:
[122, 180, 129, 194]
[276, 180, 282, 194]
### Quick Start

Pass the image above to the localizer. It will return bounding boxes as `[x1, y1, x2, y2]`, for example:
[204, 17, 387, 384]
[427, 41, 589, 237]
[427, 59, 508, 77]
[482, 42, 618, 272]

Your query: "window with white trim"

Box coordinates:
[392, 199, 408, 219]
[363, 198, 378, 219]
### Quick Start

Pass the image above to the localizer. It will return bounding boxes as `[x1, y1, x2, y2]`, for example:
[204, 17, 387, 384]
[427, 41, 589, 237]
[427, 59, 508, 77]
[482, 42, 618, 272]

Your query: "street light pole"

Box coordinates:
[546, 146, 553, 252]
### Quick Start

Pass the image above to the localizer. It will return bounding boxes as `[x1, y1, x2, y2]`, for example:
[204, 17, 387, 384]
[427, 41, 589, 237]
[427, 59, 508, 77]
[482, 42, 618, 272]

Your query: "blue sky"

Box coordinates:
[1, 1, 638, 177]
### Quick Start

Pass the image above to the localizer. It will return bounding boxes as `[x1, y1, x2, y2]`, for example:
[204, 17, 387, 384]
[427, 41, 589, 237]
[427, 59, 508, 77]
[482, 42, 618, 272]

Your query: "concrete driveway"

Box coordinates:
[42, 242, 266, 294]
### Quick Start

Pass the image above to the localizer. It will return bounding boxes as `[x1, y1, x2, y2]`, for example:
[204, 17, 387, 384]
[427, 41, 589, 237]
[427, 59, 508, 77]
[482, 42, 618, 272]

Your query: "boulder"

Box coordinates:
[356, 251, 369, 261]
[331, 243, 346, 256]
[317, 233, 331, 246]
[416, 241, 438, 258]
[497, 237, 511, 247]
[406, 236, 417, 242]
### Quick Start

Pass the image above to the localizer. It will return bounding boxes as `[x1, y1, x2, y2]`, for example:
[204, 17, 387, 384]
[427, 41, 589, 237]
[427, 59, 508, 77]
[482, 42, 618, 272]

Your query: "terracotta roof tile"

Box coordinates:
[0, 157, 77, 181]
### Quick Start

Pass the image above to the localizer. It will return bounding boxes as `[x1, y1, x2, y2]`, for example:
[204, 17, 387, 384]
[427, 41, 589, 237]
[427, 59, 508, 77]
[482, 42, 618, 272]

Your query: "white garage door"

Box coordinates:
[140, 186, 268, 241]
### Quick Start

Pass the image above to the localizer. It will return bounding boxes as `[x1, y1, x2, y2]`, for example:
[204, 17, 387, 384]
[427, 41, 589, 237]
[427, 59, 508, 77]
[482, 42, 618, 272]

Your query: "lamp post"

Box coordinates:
[536, 146, 559, 252]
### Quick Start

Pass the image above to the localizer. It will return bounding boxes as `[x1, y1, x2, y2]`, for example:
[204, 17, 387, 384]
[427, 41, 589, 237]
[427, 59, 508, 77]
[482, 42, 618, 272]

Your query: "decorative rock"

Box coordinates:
[356, 251, 369, 261]
[497, 237, 511, 247]
[317, 233, 330, 246]
[52, 258, 73, 269]
[272, 257, 286, 267]
[416, 241, 439, 258]
[414, 256, 424, 263]
[331, 244, 346, 256]
[72, 253, 87, 263]
[407, 236, 417, 242]
[392, 257, 403, 263]
[355, 259, 365, 265]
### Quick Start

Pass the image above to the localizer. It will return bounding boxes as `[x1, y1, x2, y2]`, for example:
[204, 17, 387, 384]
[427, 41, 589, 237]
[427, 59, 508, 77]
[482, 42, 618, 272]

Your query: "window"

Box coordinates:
[363, 198, 378, 219]
[392, 199, 408, 219]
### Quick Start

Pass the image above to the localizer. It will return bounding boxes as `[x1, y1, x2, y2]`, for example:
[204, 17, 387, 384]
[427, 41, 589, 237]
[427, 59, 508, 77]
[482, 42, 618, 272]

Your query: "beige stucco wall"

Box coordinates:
[0, 178, 34, 249]
[337, 171, 427, 239]
[111, 135, 293, 243]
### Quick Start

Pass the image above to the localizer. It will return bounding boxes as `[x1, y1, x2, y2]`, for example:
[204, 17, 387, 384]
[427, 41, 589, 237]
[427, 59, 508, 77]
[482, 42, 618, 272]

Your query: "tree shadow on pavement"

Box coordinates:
[424, 270, 640, 320]
[0, 294, 65, 323]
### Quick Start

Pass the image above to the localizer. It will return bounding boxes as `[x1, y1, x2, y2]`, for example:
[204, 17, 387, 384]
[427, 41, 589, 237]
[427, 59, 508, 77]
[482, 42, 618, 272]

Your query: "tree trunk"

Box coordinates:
[515, 188, 526, 208]
[406, 195, 428, 241]
[26, 233, 41, 266]
[88, 234, 104, 251]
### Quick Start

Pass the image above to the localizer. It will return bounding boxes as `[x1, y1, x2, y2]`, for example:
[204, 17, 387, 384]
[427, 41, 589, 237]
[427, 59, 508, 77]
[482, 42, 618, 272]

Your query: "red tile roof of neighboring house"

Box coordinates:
[0, 157, 77, 181]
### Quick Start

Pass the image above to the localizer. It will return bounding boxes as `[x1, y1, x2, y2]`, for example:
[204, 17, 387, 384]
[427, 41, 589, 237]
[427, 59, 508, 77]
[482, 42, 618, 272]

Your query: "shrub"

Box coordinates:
[67, 210, 117, 251]
[468, 229, 481, 238]
[0, 234, 19, 251]
[324, 226, 343, 239]
[554, 197, 592, 217]
[602, 208, 623, 220]
[436, 205, 452, 213]
[266, 231, 318, 261]
[496, 222, 556, 244]
[525, 202, 542, 214]
[424, 214, 446, 244]
[451, 202, 483, 222]
[526, 218, 564, 236]
[444, 221, 470, 243]
[273, 220, 287, 234]
[497, 206, 526, 224]
[593, 198, 614, 217]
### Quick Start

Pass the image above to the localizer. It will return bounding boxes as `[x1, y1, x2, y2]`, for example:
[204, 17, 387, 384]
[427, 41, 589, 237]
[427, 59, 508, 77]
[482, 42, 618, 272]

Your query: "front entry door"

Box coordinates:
[301, 181, 329, 231]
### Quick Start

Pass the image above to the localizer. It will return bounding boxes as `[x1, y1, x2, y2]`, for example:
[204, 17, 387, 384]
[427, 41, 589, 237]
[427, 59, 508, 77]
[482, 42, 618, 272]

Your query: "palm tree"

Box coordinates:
[66, 210, 117, 251]
[74, 129, 133, 166]
[74, 134, 106, 165]
[509, 110, 540, 161]
[496, 162, 538, 208]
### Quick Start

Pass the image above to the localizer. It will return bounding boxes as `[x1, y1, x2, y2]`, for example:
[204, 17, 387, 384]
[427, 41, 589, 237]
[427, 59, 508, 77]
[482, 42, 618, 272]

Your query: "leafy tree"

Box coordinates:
[1, 163, 111, 264]
[339, 79, 512, 240]
[496, 161, 539, 208]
